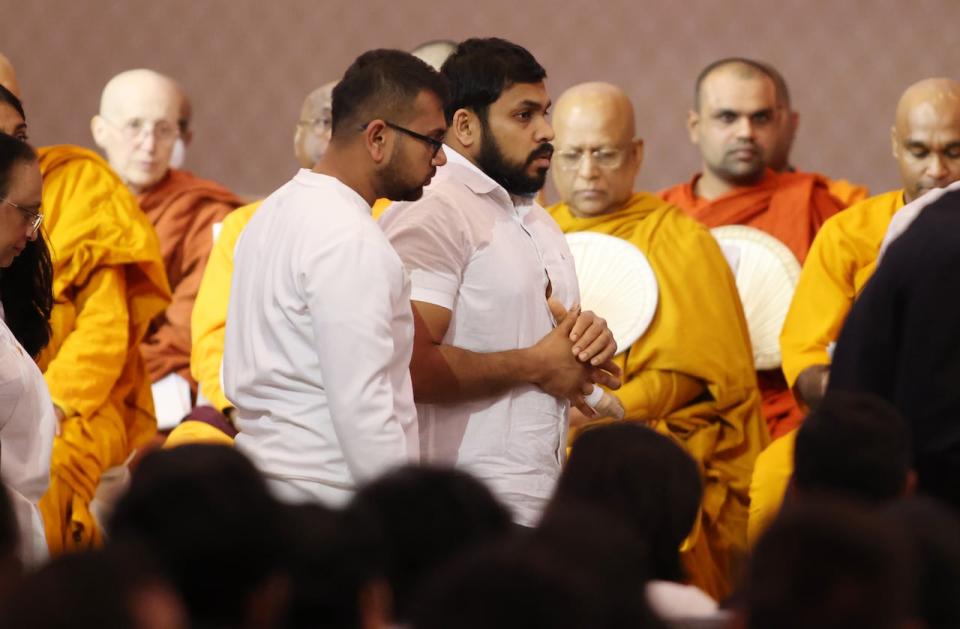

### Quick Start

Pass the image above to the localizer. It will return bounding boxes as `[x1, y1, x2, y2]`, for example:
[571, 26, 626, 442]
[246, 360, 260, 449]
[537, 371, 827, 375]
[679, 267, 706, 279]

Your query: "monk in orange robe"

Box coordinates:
[92, 69, 242, 395]
[659, 58, 845, 438]
[549, 83, 768, 601]
[0, 68, 171, 552]
[759, 61, 869, 207]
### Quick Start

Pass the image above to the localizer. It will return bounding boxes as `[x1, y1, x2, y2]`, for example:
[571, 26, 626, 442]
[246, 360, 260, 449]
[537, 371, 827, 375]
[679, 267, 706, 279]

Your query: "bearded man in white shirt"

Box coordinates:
[381, 38, 621, 526]
[223, 50, 449, 506]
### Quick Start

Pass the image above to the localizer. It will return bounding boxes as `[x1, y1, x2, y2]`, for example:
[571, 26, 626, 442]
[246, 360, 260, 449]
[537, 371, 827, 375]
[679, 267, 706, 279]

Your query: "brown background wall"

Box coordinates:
[4, 0, 959, 198]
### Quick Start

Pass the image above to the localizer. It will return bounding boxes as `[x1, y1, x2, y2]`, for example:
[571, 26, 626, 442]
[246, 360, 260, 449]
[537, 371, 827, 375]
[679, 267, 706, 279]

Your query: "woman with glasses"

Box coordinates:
[0, 132, 56, 567]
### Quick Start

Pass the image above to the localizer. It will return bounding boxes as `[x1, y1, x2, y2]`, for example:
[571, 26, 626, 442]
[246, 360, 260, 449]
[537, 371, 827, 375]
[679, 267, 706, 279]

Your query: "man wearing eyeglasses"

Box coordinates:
[0, 64, 170, 554]
[547, 81, 767, 600]
[92, 69, 243, 425]
[381, 38, 620, 528]
[222, 50, 447, 505]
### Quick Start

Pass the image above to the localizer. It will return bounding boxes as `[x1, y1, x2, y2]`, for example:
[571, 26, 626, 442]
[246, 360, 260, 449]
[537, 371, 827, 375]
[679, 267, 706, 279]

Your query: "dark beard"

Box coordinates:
[475, 120, 553, 196]
[379, 145, 427, 202]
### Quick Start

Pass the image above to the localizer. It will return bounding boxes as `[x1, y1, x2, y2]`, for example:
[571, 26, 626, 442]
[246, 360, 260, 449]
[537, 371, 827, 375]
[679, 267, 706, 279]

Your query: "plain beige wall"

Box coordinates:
[4, 0, 959, 198]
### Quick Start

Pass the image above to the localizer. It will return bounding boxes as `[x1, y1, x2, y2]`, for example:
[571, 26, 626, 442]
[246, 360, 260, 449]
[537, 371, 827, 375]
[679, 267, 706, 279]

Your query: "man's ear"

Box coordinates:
[90, 115, 109, 150]
[362, 120, 390, 164]
[633, 138, 645, 172]
[687, 109, 700, 145]
[451, 108, 480, 149]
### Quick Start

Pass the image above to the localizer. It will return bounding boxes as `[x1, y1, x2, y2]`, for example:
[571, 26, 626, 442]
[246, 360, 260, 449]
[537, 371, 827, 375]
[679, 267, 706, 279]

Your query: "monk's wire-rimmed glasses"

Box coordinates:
[553, 146, 631, 171]
[101, 116, 181, 144]
[2, 197, 43, 236]
[358, 121, 444, 158]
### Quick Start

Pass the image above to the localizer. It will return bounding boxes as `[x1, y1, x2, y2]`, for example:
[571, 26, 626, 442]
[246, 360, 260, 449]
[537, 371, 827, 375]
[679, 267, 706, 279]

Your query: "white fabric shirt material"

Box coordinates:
[223, 170, 417, 506]
[0, 309, 54, 566]
[380, 147, 579, 526]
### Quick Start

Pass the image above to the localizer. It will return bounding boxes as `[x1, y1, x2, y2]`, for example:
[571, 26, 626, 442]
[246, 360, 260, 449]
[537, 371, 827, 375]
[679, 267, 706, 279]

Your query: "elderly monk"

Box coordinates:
[186, 81, 337, 443]
[0, 62, 170, 553]
[91, 69, 242, 399]
[548, 82, 768, 600]
[659, 58, 845, 438]
[761, 63, 868, 206]
[748, 79, 960, 545]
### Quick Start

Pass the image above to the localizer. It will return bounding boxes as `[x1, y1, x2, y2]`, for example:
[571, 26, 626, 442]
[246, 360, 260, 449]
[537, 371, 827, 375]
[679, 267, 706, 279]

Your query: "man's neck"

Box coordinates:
[312, 145, 376, 206]
[693, 167, 763, 201]
[127, 170, 169, 197]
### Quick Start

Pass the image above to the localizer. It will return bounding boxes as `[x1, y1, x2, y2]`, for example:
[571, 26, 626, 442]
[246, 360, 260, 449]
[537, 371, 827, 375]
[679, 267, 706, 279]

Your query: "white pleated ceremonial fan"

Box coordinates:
[564, 232, 659, 355]
[710, 225, 801, 370]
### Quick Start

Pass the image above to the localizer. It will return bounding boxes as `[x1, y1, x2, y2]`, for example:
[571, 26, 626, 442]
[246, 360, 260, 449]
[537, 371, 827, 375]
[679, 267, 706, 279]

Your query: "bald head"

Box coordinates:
[551, 82, 643, 217]
[294, 80, 337, 168]
[0, 54, 20, 100]
[93, 69, 182, 193]
[411, 40, 458, 71]
[892, 78, 960, 202]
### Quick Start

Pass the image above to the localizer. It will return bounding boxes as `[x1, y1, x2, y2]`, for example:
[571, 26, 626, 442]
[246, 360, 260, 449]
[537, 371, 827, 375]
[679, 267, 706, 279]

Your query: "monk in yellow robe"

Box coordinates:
[659, 58, 846, 439]
[548, 82, 768, 601]
[182, 82, 337, 445]
[91, 69, 242, 398]
[0, 68, 171, 552]
[748, 78, 960, 544]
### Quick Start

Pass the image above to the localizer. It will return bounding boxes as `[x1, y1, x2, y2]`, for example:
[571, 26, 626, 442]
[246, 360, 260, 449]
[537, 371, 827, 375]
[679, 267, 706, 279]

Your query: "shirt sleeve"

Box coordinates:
[300, 231, 412, 483]
[381, 196, 471, 310]
[780, 219, 855, 387]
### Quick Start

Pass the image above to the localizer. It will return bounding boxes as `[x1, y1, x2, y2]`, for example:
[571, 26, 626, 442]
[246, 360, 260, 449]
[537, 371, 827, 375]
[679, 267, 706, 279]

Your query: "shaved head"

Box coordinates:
[294, 80, 337, 168]
[891, 78, 960, 201]
[93, 69, 182, 192]
[411, 40, 458, 71]
[552, 82, 643, 217]
[0, 53, 20, 100]
[695, 58, 785, 111]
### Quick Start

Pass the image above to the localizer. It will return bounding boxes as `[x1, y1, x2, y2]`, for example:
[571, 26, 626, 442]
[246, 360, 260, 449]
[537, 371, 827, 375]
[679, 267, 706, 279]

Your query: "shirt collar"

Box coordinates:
[440, 145, 536, 208]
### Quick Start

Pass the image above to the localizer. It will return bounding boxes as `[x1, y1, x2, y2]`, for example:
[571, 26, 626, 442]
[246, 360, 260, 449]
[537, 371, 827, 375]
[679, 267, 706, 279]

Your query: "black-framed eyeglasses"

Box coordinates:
[359, 121, 444, 158]
[2, 197, 43, 236]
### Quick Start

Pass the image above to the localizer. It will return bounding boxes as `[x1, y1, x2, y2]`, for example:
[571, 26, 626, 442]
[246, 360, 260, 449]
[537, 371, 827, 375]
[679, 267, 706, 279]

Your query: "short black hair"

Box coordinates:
[745, 499, 916, 629]
[440, 37, 546, 123]
[108, 445, 285, 627]
[331, 48, 449, 138]
[343, 465, 511, 623]
[693, 56, 787, 110]
[793, 391, 912, 503]
[0, 85, 25, 122]
[549, 423, 702, 582]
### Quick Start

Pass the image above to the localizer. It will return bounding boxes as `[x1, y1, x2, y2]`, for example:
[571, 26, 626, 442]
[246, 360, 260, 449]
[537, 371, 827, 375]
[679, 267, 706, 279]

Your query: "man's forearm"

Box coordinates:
[411, 342, 539, 403]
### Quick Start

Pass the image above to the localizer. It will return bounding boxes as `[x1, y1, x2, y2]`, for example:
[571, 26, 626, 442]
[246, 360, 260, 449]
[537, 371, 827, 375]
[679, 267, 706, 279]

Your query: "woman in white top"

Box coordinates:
[0, 126, 57, 566]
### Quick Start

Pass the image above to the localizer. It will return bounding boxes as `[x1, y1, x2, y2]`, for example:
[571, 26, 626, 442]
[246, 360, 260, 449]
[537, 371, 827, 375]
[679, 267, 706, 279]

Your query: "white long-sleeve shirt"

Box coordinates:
[0, 309, 55, 566]
[381, 148, 579, 526]
[223, 170, 417, 506]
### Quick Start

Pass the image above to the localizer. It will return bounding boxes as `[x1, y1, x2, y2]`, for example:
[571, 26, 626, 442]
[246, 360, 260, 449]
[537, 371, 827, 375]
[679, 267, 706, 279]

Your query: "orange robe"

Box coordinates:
[549, 193, 768, 600]
[35, 146, 170, 553]
[659, 170, 845, 438]
[137, 169, 242, 388]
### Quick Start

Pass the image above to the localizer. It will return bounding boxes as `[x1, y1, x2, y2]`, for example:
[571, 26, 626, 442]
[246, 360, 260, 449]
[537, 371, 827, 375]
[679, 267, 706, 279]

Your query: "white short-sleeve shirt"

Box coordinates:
[381, 147, 579, 525]
[223, 170, 418, 506]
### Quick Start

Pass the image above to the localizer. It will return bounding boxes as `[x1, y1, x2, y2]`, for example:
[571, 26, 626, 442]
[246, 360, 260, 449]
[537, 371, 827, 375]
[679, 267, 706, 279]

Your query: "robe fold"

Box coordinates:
[549, 193, 769, 601]
[137, 169, 242, 388]
[826, 178, 869, 208]
[660, 170, 845, 437]
[35, 145, 170, 553]
[190, 201, 261, 412]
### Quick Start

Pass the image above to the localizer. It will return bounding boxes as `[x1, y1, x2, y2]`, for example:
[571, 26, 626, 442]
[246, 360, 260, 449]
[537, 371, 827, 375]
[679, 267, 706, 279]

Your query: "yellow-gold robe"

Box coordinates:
[190, 201, 262, 412]
[826, 178, 869, 208]
[549, 193, 769, 601]
[780, 190, 905, 389]
[36, 145, 170, 554]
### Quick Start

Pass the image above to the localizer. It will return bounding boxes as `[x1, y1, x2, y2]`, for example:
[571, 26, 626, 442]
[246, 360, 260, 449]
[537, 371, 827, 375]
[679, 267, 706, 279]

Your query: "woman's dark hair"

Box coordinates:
[0, 133, 52, 357]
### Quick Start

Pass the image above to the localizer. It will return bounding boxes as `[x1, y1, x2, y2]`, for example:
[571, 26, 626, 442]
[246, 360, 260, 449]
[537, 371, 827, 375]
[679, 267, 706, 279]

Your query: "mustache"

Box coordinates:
[526, 143, 555, 165]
